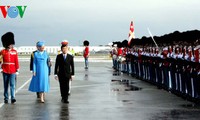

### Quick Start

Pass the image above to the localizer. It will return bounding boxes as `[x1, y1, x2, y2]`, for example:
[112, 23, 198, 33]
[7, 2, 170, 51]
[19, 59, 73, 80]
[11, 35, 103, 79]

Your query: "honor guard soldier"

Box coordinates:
[122, 46, 127, 72]
[196, 47, 200, 99]
[0, 32, 19, 104]
[177, 47, 184, 94]
[193, 45, 200, 99]
[174, 47, 181, 92]
[155, 47, 162, 88]
[138, 47, 143, 79]
[83, 40, 90, 69]
[161, 46, 170, 90]
[181, 46, 188, 96]
[116, 43, 122, 71]
[135, 47, 139, 78]
[186, 46, 193, 97]
[130, 47, 137, 77]
[111, 44, 118, 70]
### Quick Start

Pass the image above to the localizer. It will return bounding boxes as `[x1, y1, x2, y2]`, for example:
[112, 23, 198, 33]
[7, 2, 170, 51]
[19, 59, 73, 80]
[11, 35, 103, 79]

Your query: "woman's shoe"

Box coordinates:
[41, 99, 45, 103]
[40, 93, 45, 103]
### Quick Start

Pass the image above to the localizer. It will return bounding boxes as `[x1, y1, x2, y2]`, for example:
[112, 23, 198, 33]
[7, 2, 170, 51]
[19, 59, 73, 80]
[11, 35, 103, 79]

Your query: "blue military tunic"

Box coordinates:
[29, 51, 50, 92]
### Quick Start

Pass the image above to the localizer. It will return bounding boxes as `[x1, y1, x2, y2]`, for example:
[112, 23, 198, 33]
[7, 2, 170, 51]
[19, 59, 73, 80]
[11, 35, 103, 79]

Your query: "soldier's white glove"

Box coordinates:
[16, 69, 19, 75]
[16, 72, 19, 75]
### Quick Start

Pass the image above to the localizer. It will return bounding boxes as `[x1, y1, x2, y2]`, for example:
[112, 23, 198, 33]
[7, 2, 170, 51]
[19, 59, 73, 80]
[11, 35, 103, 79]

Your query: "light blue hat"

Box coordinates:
[37, 41, 44, 47]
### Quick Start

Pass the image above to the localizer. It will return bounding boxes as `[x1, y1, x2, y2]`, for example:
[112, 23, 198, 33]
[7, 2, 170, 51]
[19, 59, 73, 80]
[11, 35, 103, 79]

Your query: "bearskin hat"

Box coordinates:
[83, 40, 89, 46]
[1, 32, 15, 48]
[122, 40, 128, 47]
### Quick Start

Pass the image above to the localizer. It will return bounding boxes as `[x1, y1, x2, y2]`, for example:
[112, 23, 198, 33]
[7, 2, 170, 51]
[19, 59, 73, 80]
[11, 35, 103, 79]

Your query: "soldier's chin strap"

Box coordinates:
[147, 28, 159, 49]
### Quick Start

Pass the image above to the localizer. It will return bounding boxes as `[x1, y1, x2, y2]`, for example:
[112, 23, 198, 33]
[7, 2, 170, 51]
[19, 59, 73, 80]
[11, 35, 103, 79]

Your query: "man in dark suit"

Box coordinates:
[54, 43, 74, 103]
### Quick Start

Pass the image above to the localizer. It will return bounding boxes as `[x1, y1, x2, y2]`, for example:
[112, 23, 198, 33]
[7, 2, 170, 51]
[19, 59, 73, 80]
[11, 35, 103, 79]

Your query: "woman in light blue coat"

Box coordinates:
[29, 41, 51, 103]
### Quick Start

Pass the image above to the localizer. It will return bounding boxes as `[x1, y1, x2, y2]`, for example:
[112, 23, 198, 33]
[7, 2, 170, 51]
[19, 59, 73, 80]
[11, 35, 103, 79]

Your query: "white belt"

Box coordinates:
[3, 62, 15, 65]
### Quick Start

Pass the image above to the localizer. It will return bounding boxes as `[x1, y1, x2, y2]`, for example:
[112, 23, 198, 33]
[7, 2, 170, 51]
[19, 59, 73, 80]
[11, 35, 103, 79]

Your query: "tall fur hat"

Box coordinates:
[1, 32, 15, 48]
[83, 40, 89, 46]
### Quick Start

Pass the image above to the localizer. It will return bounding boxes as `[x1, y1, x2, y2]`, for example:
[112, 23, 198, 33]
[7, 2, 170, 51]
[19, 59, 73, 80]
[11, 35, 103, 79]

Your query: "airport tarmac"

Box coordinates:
[0, 59, 200, 120]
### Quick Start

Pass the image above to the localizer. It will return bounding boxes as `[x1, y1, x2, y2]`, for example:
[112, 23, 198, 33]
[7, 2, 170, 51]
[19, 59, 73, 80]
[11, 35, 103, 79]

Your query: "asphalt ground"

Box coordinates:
[0, 58, 200, 120]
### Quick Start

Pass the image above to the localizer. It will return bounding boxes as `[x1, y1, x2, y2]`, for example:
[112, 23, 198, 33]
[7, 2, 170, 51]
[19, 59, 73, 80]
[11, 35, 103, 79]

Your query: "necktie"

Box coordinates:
[63, 54, 66, 60]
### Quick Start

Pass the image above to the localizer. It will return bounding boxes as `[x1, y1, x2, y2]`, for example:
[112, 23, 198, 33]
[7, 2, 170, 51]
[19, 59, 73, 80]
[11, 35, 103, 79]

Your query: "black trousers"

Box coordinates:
[163, 66, 169, 90]
[197, 74, 200, 98]
[186, 71, 192, 97]
[59, 76, 69, 100]
[170, 66, 176, 91]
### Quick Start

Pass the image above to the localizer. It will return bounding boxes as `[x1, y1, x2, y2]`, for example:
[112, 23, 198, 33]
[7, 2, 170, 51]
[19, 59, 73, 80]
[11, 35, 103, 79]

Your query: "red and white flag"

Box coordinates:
[128, 21, 135, 46]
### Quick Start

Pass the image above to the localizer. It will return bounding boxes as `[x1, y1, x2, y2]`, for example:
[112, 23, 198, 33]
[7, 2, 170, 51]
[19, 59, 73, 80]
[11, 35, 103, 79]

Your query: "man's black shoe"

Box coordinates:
[4, 100, 8, 104]
[61, 99, 69, 104]
[11, 99, 16, 104]
[64, 99, 69, 104]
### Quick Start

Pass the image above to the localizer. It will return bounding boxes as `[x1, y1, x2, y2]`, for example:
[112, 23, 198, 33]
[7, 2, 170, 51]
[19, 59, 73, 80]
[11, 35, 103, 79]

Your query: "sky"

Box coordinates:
[0, 0, 200, 46]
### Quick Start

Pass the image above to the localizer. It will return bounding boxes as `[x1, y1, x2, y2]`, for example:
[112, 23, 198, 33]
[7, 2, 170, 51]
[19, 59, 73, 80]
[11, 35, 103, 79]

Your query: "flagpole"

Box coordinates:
[147, 28, 159, 48]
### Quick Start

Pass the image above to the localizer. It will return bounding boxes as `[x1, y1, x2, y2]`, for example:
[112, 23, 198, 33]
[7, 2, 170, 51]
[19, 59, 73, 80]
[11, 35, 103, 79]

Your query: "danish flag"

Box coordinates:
[128, 21, 135, 46]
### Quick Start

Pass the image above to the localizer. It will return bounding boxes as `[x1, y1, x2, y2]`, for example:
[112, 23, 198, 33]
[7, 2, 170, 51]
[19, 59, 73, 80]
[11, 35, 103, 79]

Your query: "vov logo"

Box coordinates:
[0, 6, 27, 18]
